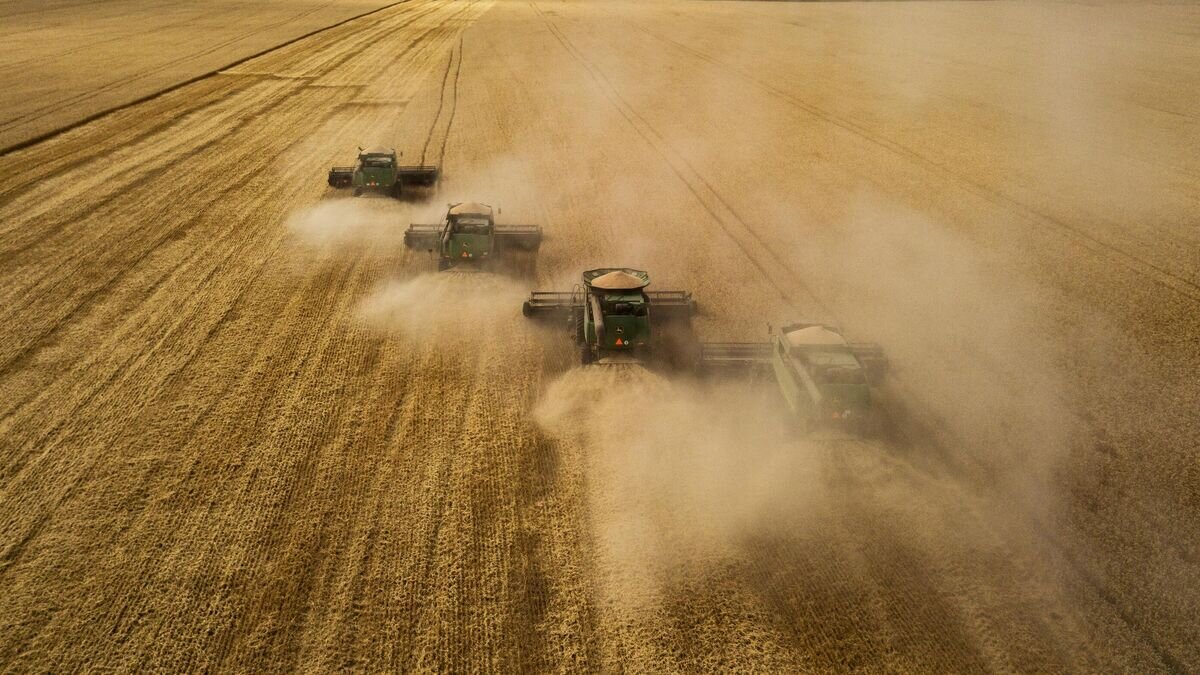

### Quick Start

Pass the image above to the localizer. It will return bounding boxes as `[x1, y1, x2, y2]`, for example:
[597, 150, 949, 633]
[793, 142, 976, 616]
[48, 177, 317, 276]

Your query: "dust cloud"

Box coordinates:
[285, 198, 413, 251]
[284, 168, 539, 344]
[283, 159, 544, 255]
[435, 154, 544, 218]
[780, 194, 1077, 522]
[358, 272, 528, 339]
[523, 11, 1082, 613]
[534, 365, 825, 608]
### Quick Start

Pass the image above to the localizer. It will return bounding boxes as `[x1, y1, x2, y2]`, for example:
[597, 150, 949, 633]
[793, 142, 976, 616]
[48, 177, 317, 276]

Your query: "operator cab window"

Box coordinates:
[455, 217, 492, 233]
[797, 349, 866, 384]
[603, 297, 648, 316]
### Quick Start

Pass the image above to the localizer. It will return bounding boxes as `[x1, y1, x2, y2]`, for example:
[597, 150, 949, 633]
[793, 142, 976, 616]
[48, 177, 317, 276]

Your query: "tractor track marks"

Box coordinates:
[525, 1, 1194, 670]
[883, 378, 1193, 672]
[0, 77, 234, 203]
[0, 3, 477, 400]
[419, 30, 466, 172]
[1, 0, 1197, 671]
[0, 2, 338, 135]
[0, 0, 239, 73]
[0, 84, 322, 407]
[881, 373, 1195, 668]
[530, 3, 831, 321]
[419, 35, 457, 167]
[437, 35, 465, 169]
[0, 2, 493, 668]
[0, 0, 422, 154]
[625, 20, 1200, 306]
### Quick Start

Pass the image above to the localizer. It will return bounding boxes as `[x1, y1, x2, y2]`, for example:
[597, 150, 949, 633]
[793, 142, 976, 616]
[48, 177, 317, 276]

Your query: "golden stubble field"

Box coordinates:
[0, 0, 398, 150]
[0, 0, 1197, 671]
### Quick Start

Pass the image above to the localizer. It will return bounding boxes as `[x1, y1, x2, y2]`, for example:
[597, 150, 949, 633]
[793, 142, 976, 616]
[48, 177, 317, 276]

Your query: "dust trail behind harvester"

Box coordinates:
[532, 359, 1093, 670]
[358, 272, 529, 340]
[777, 197, 1078, 523]
[285, 198, 415, 252]
[534, 365, 827, 609]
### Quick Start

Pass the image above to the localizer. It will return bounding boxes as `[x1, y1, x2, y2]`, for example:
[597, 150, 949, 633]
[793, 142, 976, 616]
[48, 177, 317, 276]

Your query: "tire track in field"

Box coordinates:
[627, 21, 1200, 306]
[420, 38, 458, 166]
[422, 22, 603, 667]
[0, 174, 292, 661]
[0, 0, 468, 429]
[0, 1, 458, 209]
[1, 71, 360, 542]
[0, 0, 418, 152]
[529, 4, 1185, 670]
[300, 0, 461, 87]
[529, 3, 827, 321]
[0, 2, 496, 667]
[594, 22, 1200, 624]
[418, 30, 466, 173]
[0, 2, 439, 246]
[0, 82, 325, 557]
[0, 0, 330, 74]
[0, 0, 473, 518]
[436, 34, 465, 168]
[0, 3, 465, 395]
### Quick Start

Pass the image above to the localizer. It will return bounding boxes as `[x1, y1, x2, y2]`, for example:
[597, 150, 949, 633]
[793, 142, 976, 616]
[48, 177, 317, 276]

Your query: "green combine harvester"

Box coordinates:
[405, 202, 542, 272]
[327, 146, 439, 198]
[701, 323, 888, 435]
[522, 268, 696, 365]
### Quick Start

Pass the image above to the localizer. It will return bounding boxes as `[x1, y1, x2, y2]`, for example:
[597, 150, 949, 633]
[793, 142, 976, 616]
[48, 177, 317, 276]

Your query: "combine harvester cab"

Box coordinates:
[327, 146, 439, 199]
[701, 323, 888, 436]
[522, 268, 695, 365]
[405, 202, 541, 273]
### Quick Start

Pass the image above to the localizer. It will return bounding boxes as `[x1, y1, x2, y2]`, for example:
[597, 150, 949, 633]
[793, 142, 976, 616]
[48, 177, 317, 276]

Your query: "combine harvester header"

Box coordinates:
[701, 323, 888, 436]
[522, 268, 695, 365]
[405, 202, 541, 273]
[327, 146, 439, 199]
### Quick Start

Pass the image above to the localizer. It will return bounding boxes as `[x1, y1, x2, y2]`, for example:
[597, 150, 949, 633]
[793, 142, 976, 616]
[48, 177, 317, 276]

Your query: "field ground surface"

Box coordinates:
[1, 0, 1198, 671]
[0, 0, 397, 150]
